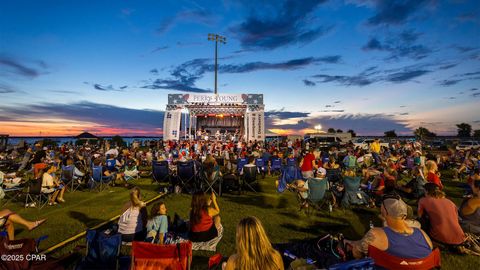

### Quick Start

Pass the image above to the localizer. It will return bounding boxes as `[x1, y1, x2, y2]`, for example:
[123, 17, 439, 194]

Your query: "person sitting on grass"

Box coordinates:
[223, 216, 284, 270]
[346, 195, 433, 259]
[145, 201, 168, 244]
[0, 209, 46, 240]
[118, 187, 147, 242]
[189, 191, 223, 251]
[424, 160, 443, 190]
[418, 183, 466, 246]
[459, 180, 480, 235]
[41, 164, 66, 205]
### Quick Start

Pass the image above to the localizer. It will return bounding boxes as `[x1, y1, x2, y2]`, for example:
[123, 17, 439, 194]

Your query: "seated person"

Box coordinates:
[425, 160, 443, 190]
[189, 192, 223, 251]
[223, 216, 284, 270]
[118, 187, 147, 242]
[346, 196, 433, 259]
[418, 183, 466, 246]
[145, 201, 168, 244]
[288, 168, 327, 208]
[396, 166, 427, 199]
[459, 180, 480, 234]
[41, 165, 66, 205]
[342, 169, 370, 207]
[0, 209, 46, 240]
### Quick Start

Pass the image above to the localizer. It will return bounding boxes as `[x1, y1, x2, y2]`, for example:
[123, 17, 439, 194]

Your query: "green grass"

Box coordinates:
[3, 173, 479, 269]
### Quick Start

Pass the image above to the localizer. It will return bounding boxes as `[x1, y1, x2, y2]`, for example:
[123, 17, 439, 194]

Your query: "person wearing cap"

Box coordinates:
[418, 183, 466, 245]
[347, 196, 432, 259]
[289, 168, 327, 208]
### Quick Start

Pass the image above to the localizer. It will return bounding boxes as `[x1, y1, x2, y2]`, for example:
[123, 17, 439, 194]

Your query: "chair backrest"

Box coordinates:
[61, 165, 74, 183]
[152, 161, 169, 182]
[343, 176, 361, 192]
[0, 236, 36, 270]
[243, 166, 257, 182]
[307, 178, 329, 204]
[91, 166, 103, 182]
[106, 159, 116, 171]
[84, 229, 122, 268]
[255, 158, 265, 168]
[368, 245, 441, 270]
[132, 241, 192, 270]
[286, 158, 296, 166]
[271, 158, 282, 169]
[177, 161, 195, 179]
[29, 178, 43, 195]
[326, 169, 342, 183]
[237, 158, 247, 173]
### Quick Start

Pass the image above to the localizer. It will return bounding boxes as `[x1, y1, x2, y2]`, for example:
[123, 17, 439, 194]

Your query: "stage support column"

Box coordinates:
[188, 112, 192, 142]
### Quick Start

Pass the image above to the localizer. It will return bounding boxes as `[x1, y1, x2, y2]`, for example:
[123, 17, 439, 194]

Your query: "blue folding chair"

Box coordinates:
[237, 158, 247, 175]
[106, 158, 117, 172]
[152, 161, 170, 184]
[89, 166, 113, 192]
[255, 158, 267, 177]
[176, 161, 196, 193]
[270, 157, 282, 175]
[76, 229, 122, 270]
[61, 165, 82, 192]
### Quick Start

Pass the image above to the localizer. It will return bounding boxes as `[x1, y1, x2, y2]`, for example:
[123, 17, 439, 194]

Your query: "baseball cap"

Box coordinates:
[382, 196, 407, 218]
[316, 167, 327, 176]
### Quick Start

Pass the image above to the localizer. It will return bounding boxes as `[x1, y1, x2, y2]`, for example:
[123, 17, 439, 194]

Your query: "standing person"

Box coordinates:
[223, 216, 284, 270]
[189, 192, 223, 250]
[118, 187, 147, 242]
[418, 183, 465, 245]
[370, 139, 381, 165]
[300, 148, 316, 179]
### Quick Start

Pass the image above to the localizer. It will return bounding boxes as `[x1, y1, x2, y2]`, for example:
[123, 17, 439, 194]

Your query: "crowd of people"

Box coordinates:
[1, 135, 480, 268]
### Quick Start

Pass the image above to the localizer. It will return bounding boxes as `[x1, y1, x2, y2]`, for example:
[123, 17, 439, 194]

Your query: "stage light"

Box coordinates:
[314, 124, 322, 131]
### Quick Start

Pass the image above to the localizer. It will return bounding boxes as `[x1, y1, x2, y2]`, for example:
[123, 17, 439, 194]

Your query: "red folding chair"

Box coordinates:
[368, 245, 441, 270]
[131, 241, 192, 270]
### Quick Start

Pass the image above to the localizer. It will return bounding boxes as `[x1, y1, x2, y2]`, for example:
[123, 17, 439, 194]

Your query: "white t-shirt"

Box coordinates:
[118, 206, 143, 235]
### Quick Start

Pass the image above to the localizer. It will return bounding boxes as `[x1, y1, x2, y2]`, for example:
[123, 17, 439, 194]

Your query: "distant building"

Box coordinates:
[76, 132, 99, 142]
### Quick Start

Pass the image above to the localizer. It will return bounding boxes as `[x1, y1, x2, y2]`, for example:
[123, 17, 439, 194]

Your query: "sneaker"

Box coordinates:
[30, 202, 36, 208]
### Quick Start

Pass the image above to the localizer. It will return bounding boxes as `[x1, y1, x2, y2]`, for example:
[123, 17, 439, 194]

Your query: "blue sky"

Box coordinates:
[0, 0, 479, 136]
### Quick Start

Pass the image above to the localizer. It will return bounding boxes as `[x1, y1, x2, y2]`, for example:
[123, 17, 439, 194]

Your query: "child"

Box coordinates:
[146, 201, 168, 244]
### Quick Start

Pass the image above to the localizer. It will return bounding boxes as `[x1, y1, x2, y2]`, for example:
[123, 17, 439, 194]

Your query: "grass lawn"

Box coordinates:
[2, 173, 478, 269]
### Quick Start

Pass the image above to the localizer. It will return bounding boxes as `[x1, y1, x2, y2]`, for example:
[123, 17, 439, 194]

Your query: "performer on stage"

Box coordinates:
[215, 130, 221, 141]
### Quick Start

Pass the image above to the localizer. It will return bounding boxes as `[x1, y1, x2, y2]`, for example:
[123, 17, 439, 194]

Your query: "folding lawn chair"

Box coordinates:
[177, 161, 196, 193]
[236, 158, 247, 175]
[326, 168, 342, 184]
[152, 161, 170, 184]
[24, 178, 49, 209]
[304, 178, 335, 215]
[255, 158, 267, 178]
[89, 166, 113, 192]
[131, 241, 192, 270]
[124, 164, 139, 182]
[328, 257, 375, 270]
[203, 170, 222, 196]
[61, 165, 82, 192]
[76, 229, 122, 270]
[242, 166, 258, 192]
[270, 157, 282, 175]
[368, 245, 441, 270]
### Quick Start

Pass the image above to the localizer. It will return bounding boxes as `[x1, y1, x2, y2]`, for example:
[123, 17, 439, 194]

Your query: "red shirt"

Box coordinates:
[191, 210, 213, 232]
[427, 172, 443, 190]
[301, 153, 315, 172]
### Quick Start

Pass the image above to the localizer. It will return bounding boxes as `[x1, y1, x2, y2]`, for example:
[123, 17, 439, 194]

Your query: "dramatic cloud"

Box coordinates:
[92, 84, 127, 91]
[362, 30, 431, 60]
[144, 55, 340, 92]
[230, 0, 330, 50]
[303, 79, 316, 86]
[0, 101, 165, 135]
[266, 111, 412, 135]
[365, 0, 431, 26]
[0, 56, 48, 78]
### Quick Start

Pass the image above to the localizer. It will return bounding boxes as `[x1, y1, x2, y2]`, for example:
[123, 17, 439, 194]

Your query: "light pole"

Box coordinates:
[208, 33, 226, 95]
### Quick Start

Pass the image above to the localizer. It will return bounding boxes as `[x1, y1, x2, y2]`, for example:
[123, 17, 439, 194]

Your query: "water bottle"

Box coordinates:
[369, 220, 374, 229]
[328, 203, 333, 213]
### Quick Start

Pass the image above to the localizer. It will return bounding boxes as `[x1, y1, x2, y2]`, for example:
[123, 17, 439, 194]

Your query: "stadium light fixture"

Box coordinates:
[208, 33, 226, 95]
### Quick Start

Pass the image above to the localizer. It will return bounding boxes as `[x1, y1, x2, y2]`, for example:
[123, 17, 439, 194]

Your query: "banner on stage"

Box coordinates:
[163, 109, 182, 140]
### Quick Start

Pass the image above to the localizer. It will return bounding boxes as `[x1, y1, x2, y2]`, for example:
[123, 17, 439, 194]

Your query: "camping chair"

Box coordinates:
[236, 158, 247, 175]
[368, 245, 441, 270]
[0, 173, 24, 206]
[131, 241, 192, 270]
[61, 165, 82, 192]
[270, 157, 282, 175]
[24, 178, 49, 209]
[177, 161, 196, 193]
[242, 166, 258, 192]
[152, 160, 170, 184]
[124, 164, 139, 182]
[304, 178, 335, 215]
[255, 158, 267, 178]
[106, 158, 117, 172]
[341, 176, 369, 208]
[203, 170, 222, 196]
[0, 235, 50, 270]
[76, 229, 122, 270]
[89, 165, 113, 192]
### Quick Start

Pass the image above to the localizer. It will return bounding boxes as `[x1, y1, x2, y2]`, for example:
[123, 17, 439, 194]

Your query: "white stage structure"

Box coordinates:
[163, 93, 265, 142]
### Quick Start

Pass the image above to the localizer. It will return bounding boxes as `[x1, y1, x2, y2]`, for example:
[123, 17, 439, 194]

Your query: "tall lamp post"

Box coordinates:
[208, 33, 226, 95]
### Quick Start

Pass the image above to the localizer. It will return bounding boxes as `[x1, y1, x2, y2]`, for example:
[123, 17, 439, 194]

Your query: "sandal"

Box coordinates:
[29, 219, 46, 231]
[48, 202, 57, 206]
[57, 198, 65, 203]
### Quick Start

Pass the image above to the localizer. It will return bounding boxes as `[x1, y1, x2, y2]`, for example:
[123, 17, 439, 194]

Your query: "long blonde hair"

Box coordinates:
[235, 216, 282, 270]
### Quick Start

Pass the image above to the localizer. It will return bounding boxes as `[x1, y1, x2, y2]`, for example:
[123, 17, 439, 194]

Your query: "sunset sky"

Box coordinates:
[1, 0, 479, 136]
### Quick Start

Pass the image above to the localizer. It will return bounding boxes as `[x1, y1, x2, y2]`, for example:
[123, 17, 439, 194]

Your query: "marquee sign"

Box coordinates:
[168, 94, 263, 105]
